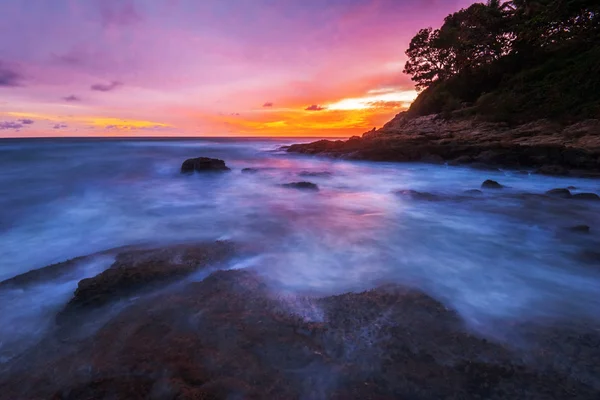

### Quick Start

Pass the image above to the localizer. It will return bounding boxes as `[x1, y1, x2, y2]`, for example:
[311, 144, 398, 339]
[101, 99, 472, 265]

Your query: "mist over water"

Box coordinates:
[1, 137, 600, 345]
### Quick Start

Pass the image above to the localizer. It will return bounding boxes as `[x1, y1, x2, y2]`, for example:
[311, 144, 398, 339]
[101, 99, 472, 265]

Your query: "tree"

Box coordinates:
[403, 28, 455, 90]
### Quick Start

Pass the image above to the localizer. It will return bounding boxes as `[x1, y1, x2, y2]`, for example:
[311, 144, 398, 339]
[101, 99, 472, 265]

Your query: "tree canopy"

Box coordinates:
[403, 0, 600, 90]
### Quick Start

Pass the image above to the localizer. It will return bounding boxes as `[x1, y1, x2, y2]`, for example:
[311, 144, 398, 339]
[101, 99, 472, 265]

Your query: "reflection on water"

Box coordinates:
[1, 137, 600, 343]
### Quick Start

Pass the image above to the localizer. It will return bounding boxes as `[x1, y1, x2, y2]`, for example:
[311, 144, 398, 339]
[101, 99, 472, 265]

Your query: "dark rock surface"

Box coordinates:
[287, 115, 600, 176]
[241, 167, 260, 173]
[396, 189, 440, 201]
[181, 157, 230, 173]
[60, 241, 235, 316]
[1, 265, 599, 399]
[464, 189, 483, 195]
[298, 171, 332, 178]
[573, 193, 600, 201]
[481, 180, 504, 189]
[569, 225, 591, 233]
[546, 188, 573, 198]
[282, 181, 319, 191]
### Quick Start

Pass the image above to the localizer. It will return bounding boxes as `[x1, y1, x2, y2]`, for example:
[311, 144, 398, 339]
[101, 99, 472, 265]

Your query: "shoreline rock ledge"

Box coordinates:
[181, 157, 230, 173]
[287, 114, 600, 177]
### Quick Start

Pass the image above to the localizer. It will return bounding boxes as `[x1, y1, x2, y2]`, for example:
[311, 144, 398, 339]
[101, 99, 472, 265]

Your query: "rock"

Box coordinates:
[464, 189, 483, 195]
[572, 193, 600, 201]
[481, 180, 503, 189]
[241, 168, 260, 173]
[471, 163, 501, 172]
[2, 268, 599, 399]
[546, 188, 572, 198]
[281, 181, 319, 191]
[59, 241, 235, 316]
[421, 154, 445, 164]
[567, 186, 577, 190]
[568, 225, 591, 233]
[298, 171, 332, 178]
[536, 165, 570, 176]
[396, 189, 440, 201]
[181, 157, 230, 173]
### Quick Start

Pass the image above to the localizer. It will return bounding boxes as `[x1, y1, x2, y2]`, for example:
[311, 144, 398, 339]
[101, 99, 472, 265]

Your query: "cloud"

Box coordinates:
[0, 121, 23, 130]
[53, 124, 68, 129]
[18, 119, 35, 125]
[0, 62, 23, 87]
[91, 81, 123, 92]
[98, 0, 142, 28]
[63, 95, 81, 102]
[305, 104, 326, 111]
[366, 100, 408, 109]
[263, 102, 274, 107]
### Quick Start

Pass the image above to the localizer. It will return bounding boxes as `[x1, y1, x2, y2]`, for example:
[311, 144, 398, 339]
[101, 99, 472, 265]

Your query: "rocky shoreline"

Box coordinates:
[1, 240, 600, 399]
[287, 114, 600, 177]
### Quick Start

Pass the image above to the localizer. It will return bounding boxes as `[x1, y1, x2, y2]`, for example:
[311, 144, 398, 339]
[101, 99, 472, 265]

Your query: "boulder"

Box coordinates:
[546, 188, 572, 198]
[481, 180, 503, 189]
[241, 168, 260, 173]
[298, 171, 332, 178]
[59, 241, 235, 316]
[568, 225, 591, 233]
[396, 189, 440, 201]
[281, 181, 319, 191]
[181, 157, 230, 173]
[572, 193, 600, 201]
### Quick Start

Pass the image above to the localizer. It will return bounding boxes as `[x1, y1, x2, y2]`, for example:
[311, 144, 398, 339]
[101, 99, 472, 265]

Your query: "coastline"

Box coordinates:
[287, 114, 600, 178]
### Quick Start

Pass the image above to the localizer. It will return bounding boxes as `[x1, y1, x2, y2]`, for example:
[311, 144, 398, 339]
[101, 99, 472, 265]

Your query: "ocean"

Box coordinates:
[1, 137, 600, 353]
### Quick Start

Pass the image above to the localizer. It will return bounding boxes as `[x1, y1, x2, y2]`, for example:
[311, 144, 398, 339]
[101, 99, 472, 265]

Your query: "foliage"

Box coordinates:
[403, 0, 600, 121]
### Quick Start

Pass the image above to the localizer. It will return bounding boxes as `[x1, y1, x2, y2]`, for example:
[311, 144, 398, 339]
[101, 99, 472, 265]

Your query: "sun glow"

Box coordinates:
[326, 90, 418, 111]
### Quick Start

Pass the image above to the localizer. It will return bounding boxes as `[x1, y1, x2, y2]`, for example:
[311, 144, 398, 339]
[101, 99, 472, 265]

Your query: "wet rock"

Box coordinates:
[572, 193, 600, 201]
[60, 241, 235, 315]
[471, 163, 501, 172]
[396, 189, 440, 201]
[281, 181, 319, 191]
[568, 225, 591, 233]
[3, 268, 599, 400]
[546, 188, 572, 198]
[241, 167, 260, 173]
[298, 171, 332, 178]
[536, 165, 570, 176]
[481, 180, 503, 189]
[567, 186, 577, 190]
[464, 189, 483, 195]
[421, 153, 445, 164]
[181, 157, 230, 173]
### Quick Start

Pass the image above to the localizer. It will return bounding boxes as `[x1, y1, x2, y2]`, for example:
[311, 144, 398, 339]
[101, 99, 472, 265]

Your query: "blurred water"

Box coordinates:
[1, 137, 600, 343]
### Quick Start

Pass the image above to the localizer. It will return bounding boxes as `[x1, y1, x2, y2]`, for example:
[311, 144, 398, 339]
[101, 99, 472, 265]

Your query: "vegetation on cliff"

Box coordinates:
[403, 0, 600, 123]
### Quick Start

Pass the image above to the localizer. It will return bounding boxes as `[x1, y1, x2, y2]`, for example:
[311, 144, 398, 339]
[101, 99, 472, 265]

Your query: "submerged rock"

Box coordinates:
[546, 188, 572, 198]
[59, 241, 235, 316]
[572, 193, 600, 201]
[396, 189, 440, 201]
[481, 180, 504, 189]
[181, 157, 230, 173]
[241, 167, 260, 173]
[282, 181, 319, 191]
[2, 267, 599, 399]
[298, 171, 332, 178]
[464, 189, 483, 195]
[568, 225, 591, 233]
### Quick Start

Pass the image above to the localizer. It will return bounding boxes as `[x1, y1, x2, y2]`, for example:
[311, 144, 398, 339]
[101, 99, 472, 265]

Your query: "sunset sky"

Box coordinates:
[0, 0, 475, 137]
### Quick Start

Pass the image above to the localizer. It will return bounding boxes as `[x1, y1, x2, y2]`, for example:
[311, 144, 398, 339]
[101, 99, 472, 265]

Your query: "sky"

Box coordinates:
[0, 0, 476, 137]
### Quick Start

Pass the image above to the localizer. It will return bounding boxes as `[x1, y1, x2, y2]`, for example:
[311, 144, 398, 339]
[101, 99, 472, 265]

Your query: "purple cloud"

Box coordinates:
[0, 62, 22, 87]
[63, 95, 81, 102]
[305, 104, 326, 111]
[0, 121, 23, 130]
[53, 123, 68, 129]
[18, 119, 34, 125]
[91, 81, 123, 92]
[98, 0, 142, 28]
[263, 102, 273, 107]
